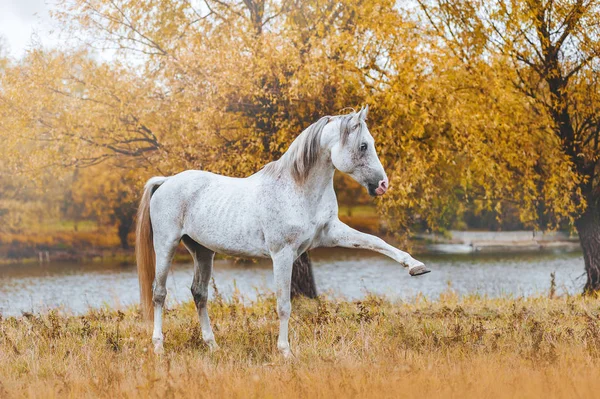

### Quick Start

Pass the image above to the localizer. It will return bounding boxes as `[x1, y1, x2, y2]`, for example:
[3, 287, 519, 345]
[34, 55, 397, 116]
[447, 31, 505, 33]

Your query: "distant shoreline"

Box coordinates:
[418, 230, 581, 254]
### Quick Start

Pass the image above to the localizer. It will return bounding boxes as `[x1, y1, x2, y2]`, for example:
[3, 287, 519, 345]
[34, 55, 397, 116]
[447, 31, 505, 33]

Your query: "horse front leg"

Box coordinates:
[321, 219, 430, 276]
[271, 248, 295, 358]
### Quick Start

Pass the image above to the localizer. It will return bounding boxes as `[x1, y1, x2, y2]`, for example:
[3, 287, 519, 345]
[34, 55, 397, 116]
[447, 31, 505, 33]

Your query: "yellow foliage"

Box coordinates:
[0, 0, 598, 240]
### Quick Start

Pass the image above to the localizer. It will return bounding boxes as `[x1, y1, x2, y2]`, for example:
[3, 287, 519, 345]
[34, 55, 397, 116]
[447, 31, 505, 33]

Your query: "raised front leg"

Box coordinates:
[271, 248, 295, 358]
[320, 219, 430, 276]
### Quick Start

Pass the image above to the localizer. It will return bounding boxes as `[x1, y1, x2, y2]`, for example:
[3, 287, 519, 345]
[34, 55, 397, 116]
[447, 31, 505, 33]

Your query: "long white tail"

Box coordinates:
[135, 177, 168, 320]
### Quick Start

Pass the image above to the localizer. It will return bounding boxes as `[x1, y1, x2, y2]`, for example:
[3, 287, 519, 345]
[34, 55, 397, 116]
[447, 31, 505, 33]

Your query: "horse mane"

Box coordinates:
[264, 113, 356, 184]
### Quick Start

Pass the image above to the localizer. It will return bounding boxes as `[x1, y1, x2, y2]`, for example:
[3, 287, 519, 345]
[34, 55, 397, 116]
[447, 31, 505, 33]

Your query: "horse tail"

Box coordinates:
[136, 176, 168, 321]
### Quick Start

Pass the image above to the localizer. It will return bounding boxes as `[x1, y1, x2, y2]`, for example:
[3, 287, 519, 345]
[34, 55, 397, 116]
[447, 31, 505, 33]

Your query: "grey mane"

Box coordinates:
[264, 113, 357, 184]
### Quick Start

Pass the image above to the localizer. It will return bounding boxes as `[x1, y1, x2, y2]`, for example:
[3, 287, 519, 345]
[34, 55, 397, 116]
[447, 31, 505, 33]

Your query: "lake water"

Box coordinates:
[0, 249, 586, 316]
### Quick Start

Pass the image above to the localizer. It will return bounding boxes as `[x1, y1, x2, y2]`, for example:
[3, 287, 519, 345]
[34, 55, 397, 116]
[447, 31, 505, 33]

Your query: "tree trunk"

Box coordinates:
[576, 200, 600, 293]
[116, 210, 135, 250]
[117, 220, 132, 250]
[114, 200, 137, 250]
[291, 252, 318, 298]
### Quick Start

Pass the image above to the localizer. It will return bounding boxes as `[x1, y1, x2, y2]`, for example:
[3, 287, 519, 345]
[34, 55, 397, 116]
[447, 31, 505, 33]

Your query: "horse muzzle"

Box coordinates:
[368, 178, 389, 196]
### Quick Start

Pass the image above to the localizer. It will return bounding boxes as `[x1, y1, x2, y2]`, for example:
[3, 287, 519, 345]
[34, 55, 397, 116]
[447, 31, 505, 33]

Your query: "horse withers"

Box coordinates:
[135, 105, 430, 357]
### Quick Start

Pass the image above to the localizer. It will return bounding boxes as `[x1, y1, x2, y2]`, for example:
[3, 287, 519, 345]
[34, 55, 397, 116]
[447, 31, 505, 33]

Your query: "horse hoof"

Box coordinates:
[206, 340, 220, 352]
[153, 338, 164, 355]
[279, 347, 294, 359]
[154, 344, 164, 355]
[409, 265, 431, 276]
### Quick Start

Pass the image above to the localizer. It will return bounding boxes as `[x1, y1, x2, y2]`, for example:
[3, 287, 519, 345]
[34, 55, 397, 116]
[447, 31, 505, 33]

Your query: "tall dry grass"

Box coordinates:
[1, 290, 600, 398]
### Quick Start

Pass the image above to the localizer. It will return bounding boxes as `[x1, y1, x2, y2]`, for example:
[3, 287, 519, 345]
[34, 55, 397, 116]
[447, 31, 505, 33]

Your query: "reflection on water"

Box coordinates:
[0, 248, 585, 316]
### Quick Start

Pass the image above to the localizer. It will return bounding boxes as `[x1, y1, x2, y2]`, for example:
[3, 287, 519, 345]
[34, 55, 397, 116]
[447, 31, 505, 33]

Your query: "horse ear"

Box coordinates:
[359, 104, 369, 121]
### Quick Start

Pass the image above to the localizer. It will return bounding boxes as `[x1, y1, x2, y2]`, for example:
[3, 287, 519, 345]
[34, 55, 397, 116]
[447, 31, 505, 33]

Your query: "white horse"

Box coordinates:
[136, 106, 429, 357]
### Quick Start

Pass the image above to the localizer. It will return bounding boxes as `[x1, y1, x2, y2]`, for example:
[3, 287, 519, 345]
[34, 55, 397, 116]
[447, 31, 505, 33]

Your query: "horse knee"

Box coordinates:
[153, 284, 167, 306]
[277, 301, 291, 319]
[191, 284, 208, 309]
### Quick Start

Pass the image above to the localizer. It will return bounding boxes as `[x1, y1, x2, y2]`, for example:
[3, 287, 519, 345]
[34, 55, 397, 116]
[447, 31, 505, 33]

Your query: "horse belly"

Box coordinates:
[195, 228, 269, 258]
[183, 187, 269, 258]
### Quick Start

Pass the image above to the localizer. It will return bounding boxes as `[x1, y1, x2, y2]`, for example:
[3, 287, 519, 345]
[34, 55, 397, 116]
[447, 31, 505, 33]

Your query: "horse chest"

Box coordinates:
[291, 208, 335, 252]
[301, 221, 329, 253]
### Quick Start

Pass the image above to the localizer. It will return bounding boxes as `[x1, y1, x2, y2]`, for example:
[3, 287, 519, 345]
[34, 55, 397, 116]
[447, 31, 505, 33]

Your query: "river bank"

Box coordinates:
[1, 223, 582, 265]
[419, 230, 581, 254]
[0, 214, 386, 264]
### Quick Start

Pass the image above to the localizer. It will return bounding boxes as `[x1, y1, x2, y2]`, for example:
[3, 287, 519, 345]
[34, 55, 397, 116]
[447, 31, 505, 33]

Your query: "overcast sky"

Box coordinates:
[0, 0, 60, 58]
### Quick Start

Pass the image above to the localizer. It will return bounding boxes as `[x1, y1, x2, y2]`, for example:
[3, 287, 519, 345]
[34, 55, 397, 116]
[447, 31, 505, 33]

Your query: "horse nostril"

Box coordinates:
[373, 179, 389, 196]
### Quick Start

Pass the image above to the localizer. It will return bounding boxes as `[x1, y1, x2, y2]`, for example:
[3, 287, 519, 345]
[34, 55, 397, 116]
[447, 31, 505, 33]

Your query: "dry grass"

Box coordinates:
[2, 290, 600, 398]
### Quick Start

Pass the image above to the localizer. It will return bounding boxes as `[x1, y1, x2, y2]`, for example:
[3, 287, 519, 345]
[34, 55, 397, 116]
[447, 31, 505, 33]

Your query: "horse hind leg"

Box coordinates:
[182, 235, 219, 351]
[152, 234, 179, 355]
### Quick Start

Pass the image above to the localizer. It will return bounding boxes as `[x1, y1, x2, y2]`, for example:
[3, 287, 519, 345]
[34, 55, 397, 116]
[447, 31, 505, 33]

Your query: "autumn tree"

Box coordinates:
[416, 0, 600, 291]
[3, 0, 391, 296]
[69, 166, 139, 248]
[43, 0, 419, 297]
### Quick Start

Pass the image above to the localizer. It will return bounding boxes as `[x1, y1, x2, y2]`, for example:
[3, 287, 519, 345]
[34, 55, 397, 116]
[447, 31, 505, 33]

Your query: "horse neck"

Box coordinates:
[294, 123, 339, 197]
[300, 155, 335, 196]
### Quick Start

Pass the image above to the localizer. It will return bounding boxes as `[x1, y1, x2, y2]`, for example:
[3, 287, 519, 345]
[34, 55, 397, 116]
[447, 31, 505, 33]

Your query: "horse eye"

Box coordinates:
[360, 143, 368, 152]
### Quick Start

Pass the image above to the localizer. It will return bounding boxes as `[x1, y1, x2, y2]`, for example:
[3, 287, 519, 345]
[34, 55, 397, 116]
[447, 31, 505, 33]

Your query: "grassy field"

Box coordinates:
[2, 291, 600, 398]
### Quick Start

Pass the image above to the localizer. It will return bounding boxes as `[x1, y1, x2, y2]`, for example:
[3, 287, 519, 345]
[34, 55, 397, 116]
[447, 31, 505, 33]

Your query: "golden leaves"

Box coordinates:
[1, 0, 597, 235]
